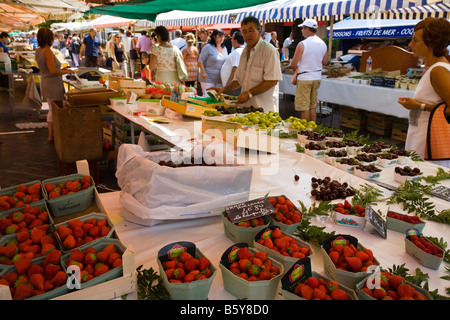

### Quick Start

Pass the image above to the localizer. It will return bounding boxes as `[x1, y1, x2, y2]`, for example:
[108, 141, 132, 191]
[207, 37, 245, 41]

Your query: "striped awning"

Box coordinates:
[234, 0, 449, 22]
[152, 10, 232, 27]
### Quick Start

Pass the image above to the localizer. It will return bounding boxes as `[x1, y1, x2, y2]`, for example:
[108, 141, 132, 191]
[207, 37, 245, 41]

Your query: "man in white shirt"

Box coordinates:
[282, 32, 293, 61]
[211, 16, 283, 112]
[290, 19, 328, 122]
[220, 31, 245, 96]
[171, 30, 187, 50]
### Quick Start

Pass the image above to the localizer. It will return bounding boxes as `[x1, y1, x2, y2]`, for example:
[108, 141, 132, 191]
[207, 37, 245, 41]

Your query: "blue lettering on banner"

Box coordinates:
[329, 26, 414, 39]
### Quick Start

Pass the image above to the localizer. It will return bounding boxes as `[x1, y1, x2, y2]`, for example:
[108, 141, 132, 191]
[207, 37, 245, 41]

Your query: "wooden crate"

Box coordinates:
[391, 118, 409, 141]
[366, 111, 393, 137]
[339, 107, 367, 130]
[0, 161, 137, 300]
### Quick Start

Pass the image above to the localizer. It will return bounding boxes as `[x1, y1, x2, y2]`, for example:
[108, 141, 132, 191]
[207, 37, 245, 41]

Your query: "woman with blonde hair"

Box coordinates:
[182, 33, 199, 90]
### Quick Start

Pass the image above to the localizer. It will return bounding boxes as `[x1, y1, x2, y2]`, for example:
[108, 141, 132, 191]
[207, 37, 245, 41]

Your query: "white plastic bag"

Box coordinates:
[116, 144, 253, 226]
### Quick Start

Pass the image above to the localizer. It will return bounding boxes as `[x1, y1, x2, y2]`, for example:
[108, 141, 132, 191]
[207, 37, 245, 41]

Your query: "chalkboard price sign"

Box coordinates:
[365, 206, 387, 239]
[225, 197, 276, 224]
[432, 186, 450, 202]
[170, 89, 181, 103]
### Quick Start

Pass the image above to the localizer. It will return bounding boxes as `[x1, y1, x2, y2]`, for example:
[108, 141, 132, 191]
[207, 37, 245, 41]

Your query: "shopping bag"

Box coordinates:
[174, 47, 189, 82]
[115, 143, 253, 226]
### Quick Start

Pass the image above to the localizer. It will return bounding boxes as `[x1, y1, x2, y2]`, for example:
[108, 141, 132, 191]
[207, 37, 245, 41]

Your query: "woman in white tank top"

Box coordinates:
[398, 18, 450, 168]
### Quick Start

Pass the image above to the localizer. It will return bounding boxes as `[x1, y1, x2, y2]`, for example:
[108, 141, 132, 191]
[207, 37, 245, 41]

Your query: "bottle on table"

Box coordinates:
[366, 56, 372, 72]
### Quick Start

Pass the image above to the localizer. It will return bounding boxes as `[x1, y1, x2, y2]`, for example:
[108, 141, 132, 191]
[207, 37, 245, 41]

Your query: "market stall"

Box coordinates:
[279, 73, 413, 119]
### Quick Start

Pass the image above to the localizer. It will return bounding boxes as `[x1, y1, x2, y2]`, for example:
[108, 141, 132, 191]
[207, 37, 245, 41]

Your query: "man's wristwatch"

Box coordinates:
[247, 91, 253, 98]
[420, 103, 426, 111]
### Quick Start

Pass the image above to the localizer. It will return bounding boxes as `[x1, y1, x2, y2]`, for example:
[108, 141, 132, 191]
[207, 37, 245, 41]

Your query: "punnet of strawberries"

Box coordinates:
[333, 200, 365, 217]
[255, 227, 311, 259]
[361, 271, 428, 300]
[327, 243, 377, 273]
[0, 248, 66, 300]
[160, 251, 214, 283]
[56, 217, 111, 250]
[267, 196, 302, 225]
[293, 276, 349, 300]
[64, 243, 123, 284]
[0, 203, 50, 236]
[44, 176, 92, 200]
[225, 246, 281, 282]
[0, 224, 56, 265]
[387, 211, 424, 225]
[0, 182, 42, 212]
[408, 235, 443, 258]
[224, 214, 266, 228]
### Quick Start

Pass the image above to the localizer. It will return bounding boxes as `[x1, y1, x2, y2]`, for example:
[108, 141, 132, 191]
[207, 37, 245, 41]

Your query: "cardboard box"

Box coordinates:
[340, 107, 367, 130]
[52, 101, 103, 163]
[161, 95, 216, 118]
[65, 89, 120, 107]
[366, 112, 393, 137]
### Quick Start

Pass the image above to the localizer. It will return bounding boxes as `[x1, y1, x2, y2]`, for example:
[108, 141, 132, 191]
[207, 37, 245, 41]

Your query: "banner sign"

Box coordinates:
[328, 25, 414, 39]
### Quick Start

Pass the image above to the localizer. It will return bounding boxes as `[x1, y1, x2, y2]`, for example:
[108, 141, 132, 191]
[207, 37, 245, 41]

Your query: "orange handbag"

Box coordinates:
[425, 102, 450, 160]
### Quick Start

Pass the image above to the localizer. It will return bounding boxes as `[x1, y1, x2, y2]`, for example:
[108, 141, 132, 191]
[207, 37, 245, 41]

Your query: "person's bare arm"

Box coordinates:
[290, 42, 304, 70]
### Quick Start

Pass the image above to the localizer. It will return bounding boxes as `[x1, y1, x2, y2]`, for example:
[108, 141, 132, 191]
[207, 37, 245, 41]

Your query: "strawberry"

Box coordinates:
[27, 264, 44, 277]
[51, 271, 67, 286]
[343, 245, 354, 258]
[173, 268, 186, 280]
[69, 249, 85, 263]
[254, 251, 267, 262]
[199, 257, 210, 271]
[96, 251, 109, 264]
[63, 235, 76, 249]
[14, 257, 32, 274]
[330, 288, 347, 300]
[184, 258, 199, 272]
[57, 225, 72, 241]
[88, 226, 101, 238]
[13, 283, 34, 300]
[329, 251, 340, 264]
[388, 274, 405, 291]
[108, 252, 121, 265]
[101, 244, 116, 256]
[343, 200, 351, 209]
[237, 247, 251, 260]
[45, 250, 61, 265]
[327, 280, 339, 292]
[29, 273, 45, 291]
[94, 264, 110, 277]
[84, 253, 97, 266]
[112, 258, 122, 268]
[313, 288, 327, 300]
[44, 264, 61, 279]
[373, 288, 387, 299]
[305, 277, 320, 289]
[238, 258, 251, 272]
[345, 256, 362, 272]
[271, 227, 282, 239]
[397, 284, 415, 298]
[248, 264, 261, 277]
[300, 285, 314, 300]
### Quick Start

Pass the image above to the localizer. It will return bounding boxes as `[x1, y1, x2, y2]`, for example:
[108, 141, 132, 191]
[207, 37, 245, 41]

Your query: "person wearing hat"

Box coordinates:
[290, 19, 328, 122]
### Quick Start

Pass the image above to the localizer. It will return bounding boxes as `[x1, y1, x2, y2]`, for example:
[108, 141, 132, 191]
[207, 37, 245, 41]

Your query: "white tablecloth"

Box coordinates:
[279, 74, 414, 119]
[100, 139, 450, 299]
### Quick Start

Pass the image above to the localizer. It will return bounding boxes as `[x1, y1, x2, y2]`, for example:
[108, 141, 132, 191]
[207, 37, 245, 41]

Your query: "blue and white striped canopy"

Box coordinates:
[234, 0, 448, 22]
[149, 10, 232, 27]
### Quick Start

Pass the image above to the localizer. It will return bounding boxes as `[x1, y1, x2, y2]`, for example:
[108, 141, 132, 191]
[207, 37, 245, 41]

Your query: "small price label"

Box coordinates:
[365, 206, 387, 239]
[432, 185, 450, 202]
[225, 197, 275, 224]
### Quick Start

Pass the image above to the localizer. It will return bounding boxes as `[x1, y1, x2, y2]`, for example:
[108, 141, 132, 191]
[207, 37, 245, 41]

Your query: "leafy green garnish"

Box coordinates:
[136, 265, 170, 300]
[422, 168, 450, 185]
[351, 183, 384, 208]
[294, 218, 335, 247]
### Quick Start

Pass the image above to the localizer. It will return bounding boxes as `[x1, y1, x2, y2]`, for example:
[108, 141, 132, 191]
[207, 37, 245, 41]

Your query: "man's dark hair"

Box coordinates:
[241, 16, 261, 30]
[233, 31, 244, 45]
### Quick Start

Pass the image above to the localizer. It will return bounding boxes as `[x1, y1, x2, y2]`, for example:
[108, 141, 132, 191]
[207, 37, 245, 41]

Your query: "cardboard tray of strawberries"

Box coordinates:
[157, 241, 216, 300]
[0, 180, 44, 214]
[222, 211, 271, 246]
[281, 258, 358, 300]
[321, 234, 381, 290]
